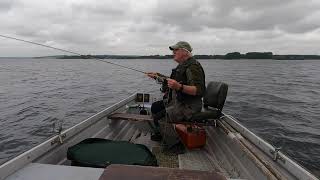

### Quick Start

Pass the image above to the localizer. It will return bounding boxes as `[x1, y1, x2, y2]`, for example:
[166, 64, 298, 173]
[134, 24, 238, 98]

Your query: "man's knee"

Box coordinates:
[151, 100, 165, 114]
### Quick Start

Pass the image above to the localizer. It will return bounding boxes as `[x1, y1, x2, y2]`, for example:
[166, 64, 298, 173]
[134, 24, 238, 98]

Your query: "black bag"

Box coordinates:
[67, 138, 158, 168]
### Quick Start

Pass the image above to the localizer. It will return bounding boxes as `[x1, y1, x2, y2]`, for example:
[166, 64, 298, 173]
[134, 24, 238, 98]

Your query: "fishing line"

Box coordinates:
[0, 34, 150, 135]
[1, 34, 171, 139]
[0, 34, 146, 74]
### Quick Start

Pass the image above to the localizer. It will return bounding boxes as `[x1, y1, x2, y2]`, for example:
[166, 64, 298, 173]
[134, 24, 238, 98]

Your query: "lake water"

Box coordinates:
[0, 58, 319, 176]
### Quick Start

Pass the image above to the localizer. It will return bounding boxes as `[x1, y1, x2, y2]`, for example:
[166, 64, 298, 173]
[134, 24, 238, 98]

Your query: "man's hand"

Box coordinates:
[167, 78, 182, 90]
[145, 72, 158, 79]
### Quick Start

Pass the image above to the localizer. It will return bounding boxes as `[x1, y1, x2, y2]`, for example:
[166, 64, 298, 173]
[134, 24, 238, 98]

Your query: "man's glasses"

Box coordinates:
[172, 49, 179, 54]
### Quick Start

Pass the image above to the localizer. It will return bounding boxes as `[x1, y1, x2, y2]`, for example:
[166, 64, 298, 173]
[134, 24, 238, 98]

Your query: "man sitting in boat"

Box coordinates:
[146, 41, 206, 152]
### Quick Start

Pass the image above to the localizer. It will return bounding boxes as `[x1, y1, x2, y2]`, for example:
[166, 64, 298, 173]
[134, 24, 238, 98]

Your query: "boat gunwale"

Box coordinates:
[223, 114, 319, 180]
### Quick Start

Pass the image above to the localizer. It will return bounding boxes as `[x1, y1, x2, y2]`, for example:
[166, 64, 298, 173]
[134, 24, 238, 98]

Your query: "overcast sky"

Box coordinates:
[1, 0, 320, 56]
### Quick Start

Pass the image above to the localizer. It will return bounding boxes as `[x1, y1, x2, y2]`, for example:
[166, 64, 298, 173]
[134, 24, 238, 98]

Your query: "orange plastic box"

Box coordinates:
[175, 124, 206, 149]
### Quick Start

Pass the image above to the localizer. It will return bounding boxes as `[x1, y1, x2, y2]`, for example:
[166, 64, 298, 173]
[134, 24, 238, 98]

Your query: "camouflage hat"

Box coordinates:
[169, 41, 193, 52]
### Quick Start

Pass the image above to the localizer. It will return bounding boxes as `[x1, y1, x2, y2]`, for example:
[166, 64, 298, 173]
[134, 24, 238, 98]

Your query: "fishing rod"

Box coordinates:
[0, 34, 171, 137]
[0, 34, 146, 74]
[0, 34, 170, 91]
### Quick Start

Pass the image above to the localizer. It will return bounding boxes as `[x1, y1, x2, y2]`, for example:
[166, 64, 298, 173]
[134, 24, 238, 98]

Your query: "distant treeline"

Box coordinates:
[37, 52, 320, 60]
[218, 52, 320, 60]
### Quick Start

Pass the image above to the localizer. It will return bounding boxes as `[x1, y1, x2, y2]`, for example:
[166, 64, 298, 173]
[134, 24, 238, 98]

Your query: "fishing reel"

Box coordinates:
[154, 75, 169, 93]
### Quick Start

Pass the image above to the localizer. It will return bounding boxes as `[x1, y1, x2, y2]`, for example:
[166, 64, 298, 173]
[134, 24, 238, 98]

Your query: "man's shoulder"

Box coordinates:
[188, 58, 203, 70]
[178, 57, 204, 73]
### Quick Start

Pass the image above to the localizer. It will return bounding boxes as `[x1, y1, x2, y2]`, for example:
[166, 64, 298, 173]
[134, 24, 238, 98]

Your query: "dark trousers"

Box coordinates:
[151, 100, 181, 147]
[150, 100, 166, 134]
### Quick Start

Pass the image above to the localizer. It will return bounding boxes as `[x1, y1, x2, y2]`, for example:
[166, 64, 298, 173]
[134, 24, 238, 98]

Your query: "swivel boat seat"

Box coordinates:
[175, 81, 228, 149]
[191, 81, 228, 124]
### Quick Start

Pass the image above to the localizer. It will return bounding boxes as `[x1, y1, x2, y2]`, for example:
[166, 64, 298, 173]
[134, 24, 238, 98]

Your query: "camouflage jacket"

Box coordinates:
[162, 57, 206, 118]
[174, 57, 205, 110]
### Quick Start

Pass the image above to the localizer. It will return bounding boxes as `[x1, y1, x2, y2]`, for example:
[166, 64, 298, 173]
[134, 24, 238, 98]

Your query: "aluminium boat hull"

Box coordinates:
[0, 93, 318, 180]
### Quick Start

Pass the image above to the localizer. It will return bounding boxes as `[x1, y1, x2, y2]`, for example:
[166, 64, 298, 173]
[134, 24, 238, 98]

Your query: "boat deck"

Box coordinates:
[5, 120, 238, 180]
[5, 132, 238, 180]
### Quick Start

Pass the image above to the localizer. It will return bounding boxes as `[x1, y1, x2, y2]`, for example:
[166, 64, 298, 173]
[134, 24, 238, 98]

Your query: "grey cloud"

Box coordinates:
[70, 1, 127, 21]
[0, 0, 15, 11]
[152, 0, 320, 33]
[128, 21, 162, 33]
[1, 0, 320, 56]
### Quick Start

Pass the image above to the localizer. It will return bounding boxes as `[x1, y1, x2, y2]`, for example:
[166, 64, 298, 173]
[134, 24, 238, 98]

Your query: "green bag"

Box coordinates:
[67, 138, 158, 168]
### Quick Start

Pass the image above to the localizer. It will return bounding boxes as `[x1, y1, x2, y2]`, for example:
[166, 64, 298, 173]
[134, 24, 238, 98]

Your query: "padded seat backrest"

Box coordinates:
[203, 81, 228, 111]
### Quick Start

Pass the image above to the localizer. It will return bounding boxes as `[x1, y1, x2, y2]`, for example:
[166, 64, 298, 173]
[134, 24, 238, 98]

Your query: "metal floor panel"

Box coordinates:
[101, 119, 245, 179]
[179, 149, 223, 172]
[5, 163, 104, 180]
